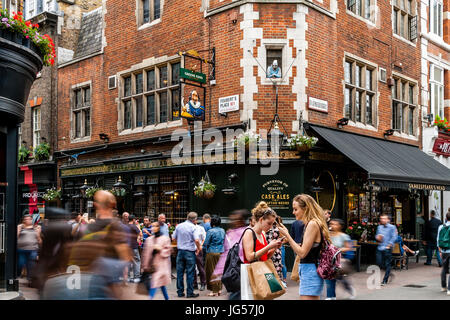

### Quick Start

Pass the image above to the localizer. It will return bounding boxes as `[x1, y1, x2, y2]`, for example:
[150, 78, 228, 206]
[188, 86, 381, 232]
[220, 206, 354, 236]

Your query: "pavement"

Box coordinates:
[6, 256, 450, 300]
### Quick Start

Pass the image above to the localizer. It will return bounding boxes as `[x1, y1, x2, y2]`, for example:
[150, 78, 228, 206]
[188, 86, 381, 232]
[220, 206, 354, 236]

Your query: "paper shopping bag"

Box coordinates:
[240, 264, 254, 300]
[247, 260, 286, 300]
[290, 255, 300, 282]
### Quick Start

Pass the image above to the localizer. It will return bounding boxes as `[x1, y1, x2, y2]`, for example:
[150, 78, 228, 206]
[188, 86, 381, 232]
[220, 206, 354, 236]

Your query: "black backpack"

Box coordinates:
[221, 228, 256, 293]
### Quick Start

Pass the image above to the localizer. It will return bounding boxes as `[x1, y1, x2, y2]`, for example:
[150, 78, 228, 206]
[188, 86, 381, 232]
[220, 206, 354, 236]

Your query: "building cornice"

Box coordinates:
[205, 0, 336, 19]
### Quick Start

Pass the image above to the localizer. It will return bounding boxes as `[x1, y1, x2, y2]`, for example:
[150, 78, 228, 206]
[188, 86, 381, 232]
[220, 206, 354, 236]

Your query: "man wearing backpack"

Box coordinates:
[437, 211, 450, 295]
[375, 213, 398, 286]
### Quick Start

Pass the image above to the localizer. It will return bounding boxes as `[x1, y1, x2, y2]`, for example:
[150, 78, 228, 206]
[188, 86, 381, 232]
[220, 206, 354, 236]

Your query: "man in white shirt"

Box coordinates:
[193, 219, 207, 291]
[437, 211, 450, 295]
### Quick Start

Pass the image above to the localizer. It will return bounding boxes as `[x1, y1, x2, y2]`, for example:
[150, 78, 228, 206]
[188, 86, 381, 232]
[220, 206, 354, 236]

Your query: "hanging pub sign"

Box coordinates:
[433, 137, 450, 157]
[180, 68, 206, 84]
[180, 89, 205, 121]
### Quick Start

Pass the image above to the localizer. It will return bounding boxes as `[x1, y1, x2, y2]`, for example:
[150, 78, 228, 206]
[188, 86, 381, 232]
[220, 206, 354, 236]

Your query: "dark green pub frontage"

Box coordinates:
[57, 124, 450, 269]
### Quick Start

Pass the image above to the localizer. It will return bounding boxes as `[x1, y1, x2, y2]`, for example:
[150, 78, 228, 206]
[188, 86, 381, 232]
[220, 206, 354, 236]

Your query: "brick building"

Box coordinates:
[420, 0, 450, 220]
[55, 0, 450, 238]
[16, 0, 102, 218]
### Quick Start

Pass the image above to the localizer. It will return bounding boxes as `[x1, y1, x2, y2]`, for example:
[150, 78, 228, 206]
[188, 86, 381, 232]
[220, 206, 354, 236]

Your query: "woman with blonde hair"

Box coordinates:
[242, 201, 283, 264]
[278, 194, 330, 300]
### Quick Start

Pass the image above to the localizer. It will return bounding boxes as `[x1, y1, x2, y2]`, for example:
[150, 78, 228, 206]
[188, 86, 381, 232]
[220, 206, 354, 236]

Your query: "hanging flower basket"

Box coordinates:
[194, 172, 216, 199]
[43, 187, 61, 201]
[0, 10, 55, 123]
[287, 134, 318, 152]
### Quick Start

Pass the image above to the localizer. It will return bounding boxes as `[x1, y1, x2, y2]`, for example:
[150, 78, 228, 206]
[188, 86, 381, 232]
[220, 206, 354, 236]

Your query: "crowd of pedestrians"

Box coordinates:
[15, 189, 450, 300]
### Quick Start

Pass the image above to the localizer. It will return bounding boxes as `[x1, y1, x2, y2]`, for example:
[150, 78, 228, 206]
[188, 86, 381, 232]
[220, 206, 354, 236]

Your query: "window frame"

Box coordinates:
[346, 0, 375, 23]
[344, 57, 377, 126]
[119, 60, 181, 131]
[429, 0, 443, 37]
[430, 64, 444, 120]
[32, 107, 41, 149]
[138, 0, 162, 27]
[393, 0, 417, 42]
[71, 83, 92, 141]
[391, 76, 417, 135]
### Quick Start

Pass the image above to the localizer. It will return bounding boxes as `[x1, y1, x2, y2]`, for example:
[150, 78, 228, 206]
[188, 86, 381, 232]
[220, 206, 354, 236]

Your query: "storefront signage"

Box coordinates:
[433, 137, 450, 157]
[260, 180, 290, 210]
[308, 97, 328, 113]
[61, 151, 305, 177]
[218, 95, 239, 114]
[22, 191, 45, 201]
[180, 68, 206, 84]
[408, 183, 446, 191]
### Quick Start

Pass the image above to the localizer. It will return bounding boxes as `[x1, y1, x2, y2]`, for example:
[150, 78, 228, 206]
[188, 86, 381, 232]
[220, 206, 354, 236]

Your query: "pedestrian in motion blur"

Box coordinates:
[212, 209, 250, 300]
[141, 221, 172, 300]
[278, 194, 330, 300]
[424, 210, 443, 267]
[375, 213, 398, 286]
[325, 218, 356, 300]
[204, 215, 225, 296]
[437, 211, 450, 295]
[17, 214, 41, 284]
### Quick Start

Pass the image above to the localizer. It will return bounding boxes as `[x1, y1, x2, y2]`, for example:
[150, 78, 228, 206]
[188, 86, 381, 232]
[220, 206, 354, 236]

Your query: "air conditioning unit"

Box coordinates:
[108, 75, 117, 89]
[379, 68, 387, 83]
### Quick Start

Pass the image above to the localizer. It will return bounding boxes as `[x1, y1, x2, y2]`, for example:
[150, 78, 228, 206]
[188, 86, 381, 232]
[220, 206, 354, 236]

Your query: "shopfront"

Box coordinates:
[18, 163, 56, 224]
[307, 124, 450, 242]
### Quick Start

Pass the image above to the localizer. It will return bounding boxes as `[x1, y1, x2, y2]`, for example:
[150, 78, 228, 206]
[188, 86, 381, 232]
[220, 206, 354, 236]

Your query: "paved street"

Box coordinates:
[18, 256, 449, 300]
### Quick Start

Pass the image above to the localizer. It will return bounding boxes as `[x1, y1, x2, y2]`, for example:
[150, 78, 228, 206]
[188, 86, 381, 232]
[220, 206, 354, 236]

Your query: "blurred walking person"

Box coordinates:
[278, 194, 330, 300]
[42, 191, 132, 299]
[141, 222, 172, 300]
[437, 211, 450, 295]
[17, 214, 41, 284]
[173, 212, 202, 298]
[424, 210, 443, 266]
[204, 215, 225, 296]
[325, 219, 356, 300]
[212, 209, 250, 300]
[375, 213, 398, 286]
[193, 218, 207, 291]
[127, 215, 142, 282]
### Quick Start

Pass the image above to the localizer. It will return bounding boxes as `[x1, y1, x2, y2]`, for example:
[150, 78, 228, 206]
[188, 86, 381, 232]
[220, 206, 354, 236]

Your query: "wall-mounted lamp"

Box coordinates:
[384, 129, 395, 139]
[230, 11, 238, 24]
[337, 118, 349, 129]
[425, 113, 434, 124]
[80, 179, 89, 197]
[99, 133, 109, 143]
[219, 112, 228, 118]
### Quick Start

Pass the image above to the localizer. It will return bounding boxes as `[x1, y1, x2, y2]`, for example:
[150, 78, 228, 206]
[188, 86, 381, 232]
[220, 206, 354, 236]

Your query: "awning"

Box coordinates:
[310, 125, 450, 191]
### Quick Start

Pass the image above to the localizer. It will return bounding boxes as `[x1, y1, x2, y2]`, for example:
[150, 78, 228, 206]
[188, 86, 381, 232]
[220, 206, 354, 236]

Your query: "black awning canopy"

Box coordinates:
[310, 125, 450, 191]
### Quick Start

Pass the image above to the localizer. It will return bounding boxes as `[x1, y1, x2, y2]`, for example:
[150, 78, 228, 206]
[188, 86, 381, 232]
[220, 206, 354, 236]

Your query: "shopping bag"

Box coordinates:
[247, 260, 286, 300]
[290, 255, 300, 282]
[135, 271, 151, 295]
[240, 264, 254, 300]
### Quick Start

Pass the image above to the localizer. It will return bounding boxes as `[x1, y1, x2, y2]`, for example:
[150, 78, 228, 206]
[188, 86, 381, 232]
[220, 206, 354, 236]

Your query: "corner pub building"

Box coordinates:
[53, 0, 450, 270]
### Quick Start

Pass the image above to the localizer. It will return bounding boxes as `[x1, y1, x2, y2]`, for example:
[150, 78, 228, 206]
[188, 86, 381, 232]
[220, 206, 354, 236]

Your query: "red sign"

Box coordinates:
[433, 137, 450, 157]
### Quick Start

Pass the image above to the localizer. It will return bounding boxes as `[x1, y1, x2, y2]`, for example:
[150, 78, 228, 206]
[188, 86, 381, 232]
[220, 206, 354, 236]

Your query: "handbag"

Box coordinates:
[135, 271, 151, 295]
[290, 255, 300, 282]
[247, 259, 286, 300]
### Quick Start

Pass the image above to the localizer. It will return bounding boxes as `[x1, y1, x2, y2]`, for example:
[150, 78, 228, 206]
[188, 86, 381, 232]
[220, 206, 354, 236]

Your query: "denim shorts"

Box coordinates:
[299, 263, 324, 296]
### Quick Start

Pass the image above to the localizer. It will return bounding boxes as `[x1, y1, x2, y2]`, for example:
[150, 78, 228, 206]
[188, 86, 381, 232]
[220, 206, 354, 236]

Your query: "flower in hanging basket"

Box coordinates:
[43, 187, 61, 201]
[233, 131, 261, 149]
[194, 178, 216, 199]
[86, 187, 102, 199]
[18, 145, 33, 163]
[33, 142, 50, 161]
[109, 188, 127, 197]
[0, 10, 56, 66]
[287, 134, 318, 151]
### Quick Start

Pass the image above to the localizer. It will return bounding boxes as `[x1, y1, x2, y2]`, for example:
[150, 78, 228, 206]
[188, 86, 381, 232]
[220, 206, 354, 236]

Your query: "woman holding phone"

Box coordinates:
[241, 201, 283, 264]
[277, 194, 331, 300]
